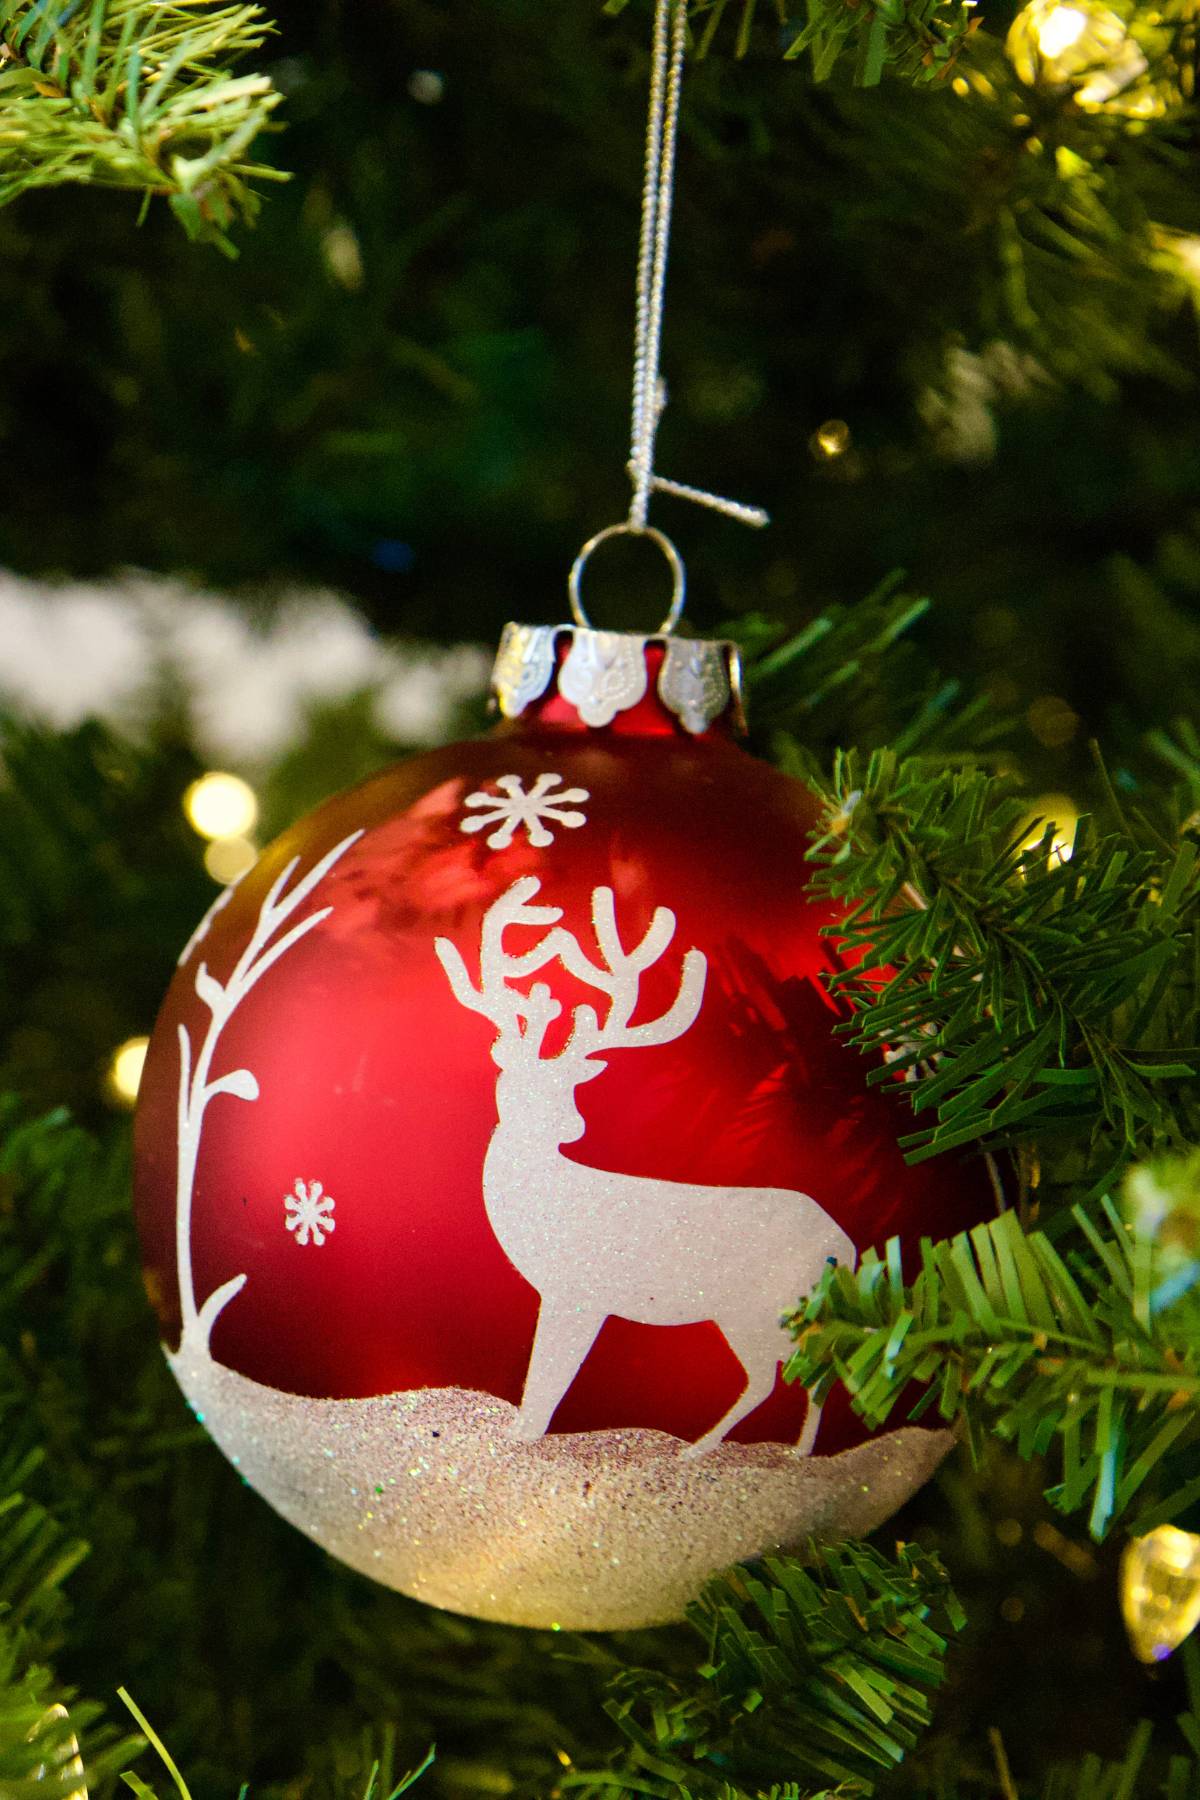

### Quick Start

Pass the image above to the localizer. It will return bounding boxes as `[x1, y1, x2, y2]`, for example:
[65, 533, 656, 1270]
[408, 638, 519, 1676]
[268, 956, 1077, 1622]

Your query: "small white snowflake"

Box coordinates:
[460, 772, 589, 850]
[284, 1178, 336, 1247]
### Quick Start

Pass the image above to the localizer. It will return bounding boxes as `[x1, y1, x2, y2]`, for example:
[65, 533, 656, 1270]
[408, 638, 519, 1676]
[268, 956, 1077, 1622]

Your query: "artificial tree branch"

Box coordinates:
[0, 0, 284, 250]
[603, 0, 978, 85]
[564, 1539, 965, 1796]
[786, 1163, 1200, 1539]
[803, 748, 1200, 1179]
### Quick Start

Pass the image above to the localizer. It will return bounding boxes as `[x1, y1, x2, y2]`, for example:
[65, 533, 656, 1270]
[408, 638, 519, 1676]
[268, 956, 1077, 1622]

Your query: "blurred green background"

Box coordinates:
[2, 0, 1199, 789]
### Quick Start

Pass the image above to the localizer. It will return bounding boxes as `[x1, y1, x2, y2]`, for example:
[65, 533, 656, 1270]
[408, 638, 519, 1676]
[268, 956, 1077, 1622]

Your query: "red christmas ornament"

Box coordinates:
[134, 621, 989, 1630]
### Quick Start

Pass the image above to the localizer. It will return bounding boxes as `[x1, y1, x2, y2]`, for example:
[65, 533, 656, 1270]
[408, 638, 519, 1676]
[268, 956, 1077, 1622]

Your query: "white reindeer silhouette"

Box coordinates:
[434, 876, 855, 1457]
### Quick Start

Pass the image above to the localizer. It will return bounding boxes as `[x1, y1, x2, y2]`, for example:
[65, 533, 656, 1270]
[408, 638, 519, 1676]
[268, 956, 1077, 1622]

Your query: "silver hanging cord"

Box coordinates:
[626, 0, 768, 535]
[569, 0, 767, 633]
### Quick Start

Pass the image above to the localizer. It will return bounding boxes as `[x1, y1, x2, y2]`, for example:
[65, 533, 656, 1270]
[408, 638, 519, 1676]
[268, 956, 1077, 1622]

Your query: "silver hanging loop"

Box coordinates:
[567, 522, 686, 636]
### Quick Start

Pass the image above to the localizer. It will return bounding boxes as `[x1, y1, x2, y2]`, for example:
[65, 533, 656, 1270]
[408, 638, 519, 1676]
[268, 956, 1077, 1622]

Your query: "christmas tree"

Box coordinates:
[3, 0, 1200, 1795]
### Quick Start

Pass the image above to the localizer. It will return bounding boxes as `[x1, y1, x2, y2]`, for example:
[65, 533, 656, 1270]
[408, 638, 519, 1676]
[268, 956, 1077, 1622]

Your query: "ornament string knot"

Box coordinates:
[573, 0, 768, 634]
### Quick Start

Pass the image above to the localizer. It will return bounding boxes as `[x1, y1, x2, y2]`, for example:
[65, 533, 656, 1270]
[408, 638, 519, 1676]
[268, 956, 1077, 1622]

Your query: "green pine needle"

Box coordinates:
[0, 1455, 142, 1797]
[786, 1164, 1200, 1540]
[602, 0, 975, 83]
[0, 0, 285, 249]
[802, 747, 1200, 1173]
[565, 1541, 964, 1796]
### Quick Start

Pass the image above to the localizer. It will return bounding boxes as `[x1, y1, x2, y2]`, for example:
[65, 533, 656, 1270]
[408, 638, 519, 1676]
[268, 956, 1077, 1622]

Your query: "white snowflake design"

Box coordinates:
[284, 1179, 336, 1247]
[459, 772, 589, 850]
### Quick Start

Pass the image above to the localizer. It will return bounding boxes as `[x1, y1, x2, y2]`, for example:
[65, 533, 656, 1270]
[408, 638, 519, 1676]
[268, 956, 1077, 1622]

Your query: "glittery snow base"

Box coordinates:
[169, 1344, 952, 1630]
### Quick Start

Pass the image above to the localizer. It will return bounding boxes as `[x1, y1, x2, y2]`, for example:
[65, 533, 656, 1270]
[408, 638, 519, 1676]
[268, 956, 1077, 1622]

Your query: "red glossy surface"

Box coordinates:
[134, 683, 990, 1453]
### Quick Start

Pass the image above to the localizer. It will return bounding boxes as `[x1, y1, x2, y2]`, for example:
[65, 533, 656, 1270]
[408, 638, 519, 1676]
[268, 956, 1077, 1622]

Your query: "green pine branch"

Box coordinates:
[602, 0, 976, 86]
[958, 28, 1200, 391]
[939, 1651, 1200, 1798]
[943, 1697, 1200, 1800]
[798, 32, 1200, 391]
[117, 1687, 436, 1800]
[802, 748, 1200, 1176]
[785, 1168, 1200, 1540]
[0, 1441, 141, 1796]
[1041, 1713, 1200, 1800]
[565, 1540, 964, 1797]
[0, 0, 285, 250]
[730, 571, 1005, 762]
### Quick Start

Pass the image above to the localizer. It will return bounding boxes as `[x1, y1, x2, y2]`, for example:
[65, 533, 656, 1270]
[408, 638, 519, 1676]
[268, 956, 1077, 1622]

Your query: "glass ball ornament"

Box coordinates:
[134, 619, 992, 1629]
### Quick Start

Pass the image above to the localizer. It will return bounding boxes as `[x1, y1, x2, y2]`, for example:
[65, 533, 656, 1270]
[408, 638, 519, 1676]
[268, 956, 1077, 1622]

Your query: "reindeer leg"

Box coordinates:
[682, 1329, 781, 1459]
[515, 1302, 606, 1440]
[795, 1391, 823, 1458]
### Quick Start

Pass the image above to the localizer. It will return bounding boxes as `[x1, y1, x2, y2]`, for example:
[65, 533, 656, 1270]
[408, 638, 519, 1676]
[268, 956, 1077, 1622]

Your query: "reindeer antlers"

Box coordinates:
[561, 887, 707, 1060]
[436, 876, 707, 1065]
[434, 877, 566, 1042]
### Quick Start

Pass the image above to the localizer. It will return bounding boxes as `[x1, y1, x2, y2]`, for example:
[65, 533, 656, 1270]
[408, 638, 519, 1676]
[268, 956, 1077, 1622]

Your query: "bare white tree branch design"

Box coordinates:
[175, 831, 363, 1354]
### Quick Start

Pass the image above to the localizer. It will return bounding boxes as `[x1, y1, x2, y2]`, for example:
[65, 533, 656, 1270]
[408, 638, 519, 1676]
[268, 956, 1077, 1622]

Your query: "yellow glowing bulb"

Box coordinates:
[107, 1036, 149, 1106]
[184, 772, 259, 841]
[812, 419, 851, 459]
[1036, 4, 1088, 56]
[1121, 1526, 1200, 1663]
[29, 1704, 87, 1800]
[1006, 0, 1164, 113]
[204, 834, 258, 884]
[1165, 233, 1200, 284]
[1020, 793, 1080, 865]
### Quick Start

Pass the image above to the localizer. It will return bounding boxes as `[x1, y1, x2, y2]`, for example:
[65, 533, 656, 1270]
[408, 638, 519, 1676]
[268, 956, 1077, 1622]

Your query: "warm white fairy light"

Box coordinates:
[1036, 4, 1088, 57]
[1020, 793, 1081, 865]
[1121, 1526, 1200, 1663]
[1159, 232, 1200, 285]
[812, 419, 851, 459]
[29, 1704, 87, 1800]
[1006, 0, 1159, 112]
[204, 835, 258, 884]
[108, 1036, 149, 1106]
[184, 772, 259, 841]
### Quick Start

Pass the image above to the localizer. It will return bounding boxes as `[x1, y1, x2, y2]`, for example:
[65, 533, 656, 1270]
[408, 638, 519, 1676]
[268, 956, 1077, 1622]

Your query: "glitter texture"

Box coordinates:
[170, 1342, 953, 1631]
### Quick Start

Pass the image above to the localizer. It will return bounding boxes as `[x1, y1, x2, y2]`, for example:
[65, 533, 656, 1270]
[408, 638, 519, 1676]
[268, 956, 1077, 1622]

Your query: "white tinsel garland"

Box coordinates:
[0, 573, 489, 764]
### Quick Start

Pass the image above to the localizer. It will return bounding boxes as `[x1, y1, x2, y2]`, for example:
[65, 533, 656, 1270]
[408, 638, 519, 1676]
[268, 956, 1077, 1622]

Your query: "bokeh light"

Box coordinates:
[1027, 693, 1081, 748]
[107, 1036, 149, 1107]
[1020, 792, 1081, 864]
[811, 419, 851, 459]
[204, 835, 259, 884]
[184, 771, 259, 841]
[408, 69, 445, 103]
[1036, 4, 1088, 57]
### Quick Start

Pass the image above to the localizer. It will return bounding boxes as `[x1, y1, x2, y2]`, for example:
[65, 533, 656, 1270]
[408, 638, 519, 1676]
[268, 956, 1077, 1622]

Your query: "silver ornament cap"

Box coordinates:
[490, 622, 746, 736]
